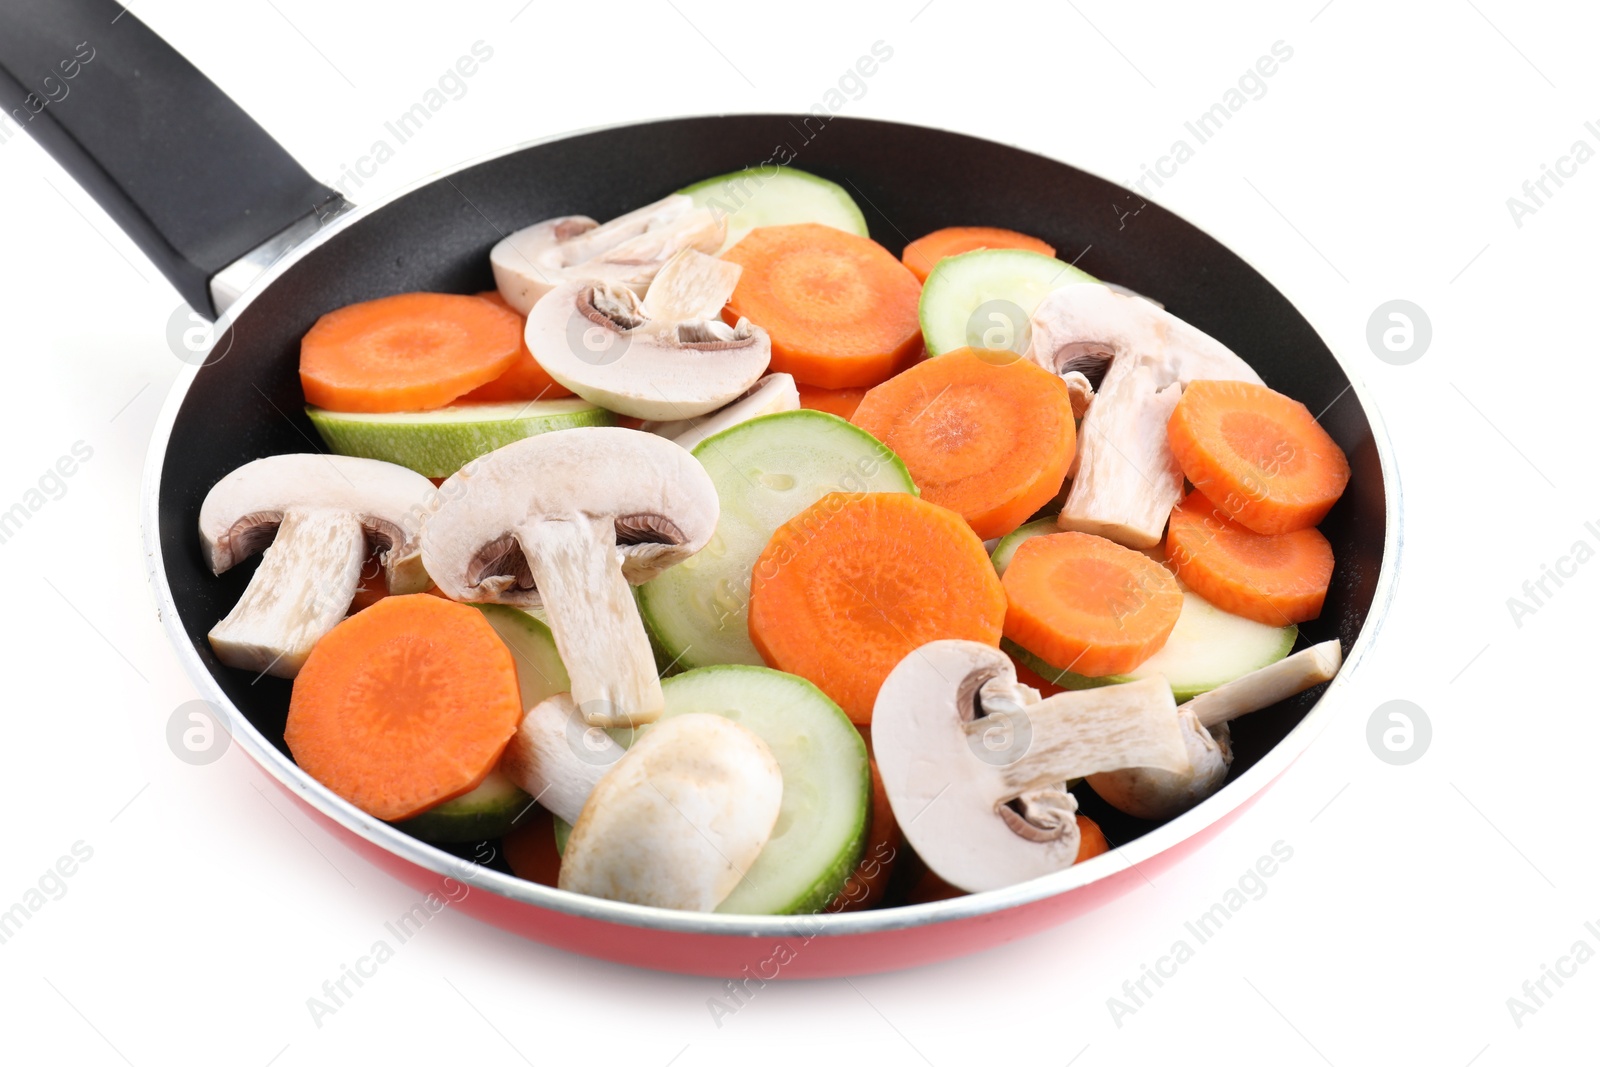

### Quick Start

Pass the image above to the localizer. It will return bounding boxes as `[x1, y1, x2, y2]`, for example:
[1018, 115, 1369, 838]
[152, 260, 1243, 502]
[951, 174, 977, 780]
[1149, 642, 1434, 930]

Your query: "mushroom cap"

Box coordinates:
[641, 372, 800, 451]
[524, 279, 772, 422]
[197, 453, 437, 590]
[873, 640, 1085, 893]
[420, 426, 718, 607]
[489, 214, 600, 315]
[558, 712, 783, 911]
[1087, 713, 1231, 822]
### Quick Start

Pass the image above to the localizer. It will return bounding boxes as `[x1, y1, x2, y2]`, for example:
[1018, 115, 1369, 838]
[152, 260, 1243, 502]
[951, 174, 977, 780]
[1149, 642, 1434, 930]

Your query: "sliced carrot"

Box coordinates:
[1076, 814, 1110, 862]
[830, 759, 902, 913]
[851, 349, 1075, 539]
[798, 383, 869, 420]
[503, 808, 563, 888]
[901, 226, 1056, 283]
[460, 291, 574, 402]
[300, 292, 523, 413]
[346, 547, 389, 614]
[749, 492, 1005, 723]
[285, 594, 523, 822]
[907, 815, 1103, 902]
[723, 223, 922, 389]
[1168, 379, 1350, 534]
[1165, 490, 1334, 626]
[1003, 532, 1183, 677]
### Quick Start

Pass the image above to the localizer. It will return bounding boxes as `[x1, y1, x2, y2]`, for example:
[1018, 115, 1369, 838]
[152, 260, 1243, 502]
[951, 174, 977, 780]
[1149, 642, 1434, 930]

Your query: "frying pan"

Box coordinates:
[0, 1, 1398, 977]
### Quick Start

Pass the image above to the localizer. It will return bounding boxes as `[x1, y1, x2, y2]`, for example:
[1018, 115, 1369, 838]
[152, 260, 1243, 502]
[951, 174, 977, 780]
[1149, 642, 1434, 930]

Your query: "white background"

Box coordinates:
[1, 1, 1596, 1063]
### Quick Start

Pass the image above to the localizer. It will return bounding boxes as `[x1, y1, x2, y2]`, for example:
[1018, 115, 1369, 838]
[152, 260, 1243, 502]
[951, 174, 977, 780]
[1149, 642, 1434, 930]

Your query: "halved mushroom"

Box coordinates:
[1089, 640, 1343, 821]
[872, 640, 1191, 893]
[525, 249, 772, 421]
[198, 454, 437, 677]
[639, 372, 800, 452]
[420, 427, 717, 727]
[498, 693, 624, 824]
[491, 194, 725, 315]
[1027, 283, 1263, 548]
[559, 713, 783, 911]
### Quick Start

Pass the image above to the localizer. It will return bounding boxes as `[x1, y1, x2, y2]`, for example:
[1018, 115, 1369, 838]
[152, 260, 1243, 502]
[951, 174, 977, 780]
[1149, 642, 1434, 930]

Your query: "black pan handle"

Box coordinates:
[0, 0, 344, 318]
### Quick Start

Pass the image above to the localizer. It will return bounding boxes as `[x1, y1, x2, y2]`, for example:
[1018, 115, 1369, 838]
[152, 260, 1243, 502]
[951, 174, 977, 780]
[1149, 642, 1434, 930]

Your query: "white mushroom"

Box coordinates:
[1089, 640, 1343, 821]
[872, 640, 1191, 893]
[559, 713, 783, 911]
[1027, 283, 1263, 548]
[420, 427, 717, 727]
[638, 373, 800, 452]
[498, 693, 624, 824]
[198, 454, 436, 677]
[525, 248, 771, 421]
[491, 194, 725, 315]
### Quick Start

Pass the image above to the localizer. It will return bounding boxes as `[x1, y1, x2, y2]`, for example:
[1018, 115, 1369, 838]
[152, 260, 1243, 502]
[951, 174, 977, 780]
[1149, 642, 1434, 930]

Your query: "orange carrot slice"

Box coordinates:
[285, 594, 523, 821]
[749, 492, 1005, 723]
[797, 383, 869, 420]
[1076, 814, 1110, 862]
[1168, 379, 1351, 534]
[460, 291, 575, 402]
[723, 223, 922, 389]
[901, 226, 1056, 283]
[1003, 531, 1183, 677]
[503, 808, 563, 888]
[1165, 490, 1334, 626]
[851, 349, 1076, 539]
[300, 292, 523, 413]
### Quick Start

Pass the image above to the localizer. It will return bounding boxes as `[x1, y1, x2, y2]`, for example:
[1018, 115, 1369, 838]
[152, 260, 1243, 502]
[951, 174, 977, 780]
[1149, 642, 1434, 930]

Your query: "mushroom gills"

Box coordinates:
[559, 713, 783, 912]
[678, 166, 869, 253]
[873, 640, 1190, 893]
[207, 508, 366, 677]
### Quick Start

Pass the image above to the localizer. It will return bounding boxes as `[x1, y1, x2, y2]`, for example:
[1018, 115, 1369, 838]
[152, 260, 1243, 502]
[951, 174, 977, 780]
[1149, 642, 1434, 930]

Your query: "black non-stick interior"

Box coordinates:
[157, 115, 1385, 863]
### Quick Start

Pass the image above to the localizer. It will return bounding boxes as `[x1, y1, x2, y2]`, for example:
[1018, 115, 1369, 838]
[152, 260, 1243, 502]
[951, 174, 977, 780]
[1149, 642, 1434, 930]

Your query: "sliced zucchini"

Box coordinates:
[1007, 589, 1297, 703]
[638, 410, 916, 670]
[918, 248, 1096, 357]
[307, 399, 613, 478]
[679, 167, 869, 252]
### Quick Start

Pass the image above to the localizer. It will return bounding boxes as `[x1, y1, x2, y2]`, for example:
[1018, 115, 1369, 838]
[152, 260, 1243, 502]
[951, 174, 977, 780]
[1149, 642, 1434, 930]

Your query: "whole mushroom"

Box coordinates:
[1089, 640, 1343, 821]
[872, 640, 1192, 893]
[421, 426, 717, 727]
[1026, 283, 1263, 548]
[198, 453, 436, 677]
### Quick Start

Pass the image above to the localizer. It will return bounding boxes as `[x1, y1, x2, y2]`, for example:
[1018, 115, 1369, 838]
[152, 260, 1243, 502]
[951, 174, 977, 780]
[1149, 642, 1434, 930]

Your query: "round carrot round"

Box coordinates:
[1168, 379, 1350, 534]
[300, 292, 523, 412]
[503, 808, 563, 888]
[797, 383, 869, 420]
[723, 223, 923, 389]
[748, 492, 1005, 724]
[460, 290, 574, 402]
[901, 226, 1056, 283]
[1165, 490, 1334, 626]
[285, 594, 523, 822]
[1003, 532, 1183, 677]
[851, 348, 1076, 539]
[1075, 814, 1110, 862]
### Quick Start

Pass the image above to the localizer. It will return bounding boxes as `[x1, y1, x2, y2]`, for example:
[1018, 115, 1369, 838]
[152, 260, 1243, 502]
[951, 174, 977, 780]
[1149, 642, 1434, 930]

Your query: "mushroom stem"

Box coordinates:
[498, 693, 623, 824]
[1189, 640, 1343, 731]
[983, 674, 1191, 797]
[207, 508, 365, 678]
[517, 515, 663, 728]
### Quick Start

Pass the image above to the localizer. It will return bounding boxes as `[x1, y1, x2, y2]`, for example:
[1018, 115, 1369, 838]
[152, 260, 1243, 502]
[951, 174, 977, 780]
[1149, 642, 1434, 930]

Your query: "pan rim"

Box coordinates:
[139, 113, 1403, 939]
